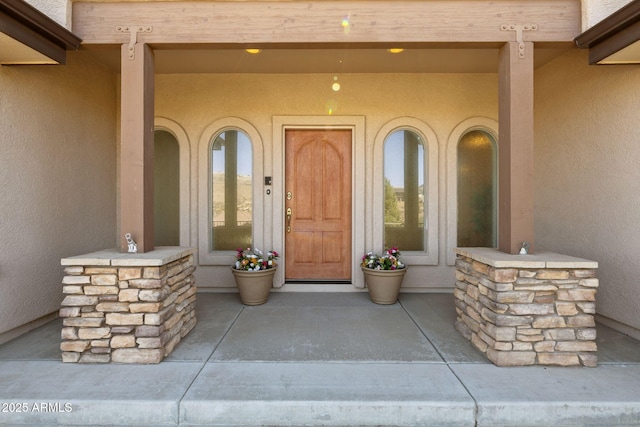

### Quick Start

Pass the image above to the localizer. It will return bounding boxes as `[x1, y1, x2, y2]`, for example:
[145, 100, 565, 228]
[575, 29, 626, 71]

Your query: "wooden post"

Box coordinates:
[120, 43, 155, 252]
[498, 41, 534, 254]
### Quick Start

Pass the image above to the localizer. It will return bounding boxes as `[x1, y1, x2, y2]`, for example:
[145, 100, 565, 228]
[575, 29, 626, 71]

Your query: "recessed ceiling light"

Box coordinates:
[246, 48, 261, 54]
[388, 48, 404, 54]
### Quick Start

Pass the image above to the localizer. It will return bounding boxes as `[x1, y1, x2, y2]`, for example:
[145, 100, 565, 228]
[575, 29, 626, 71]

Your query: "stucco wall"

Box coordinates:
[535, 48, 640, 332]
[155, 72, 498, 291]
[23, 0, 71, 29]
[581, 0, 634, 30]
[0, 52, 117, 341]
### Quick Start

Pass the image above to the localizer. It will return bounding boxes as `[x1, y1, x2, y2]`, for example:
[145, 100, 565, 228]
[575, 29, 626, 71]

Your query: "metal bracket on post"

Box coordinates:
[501, 24, 537, 58]
[116, 25, 153, 60]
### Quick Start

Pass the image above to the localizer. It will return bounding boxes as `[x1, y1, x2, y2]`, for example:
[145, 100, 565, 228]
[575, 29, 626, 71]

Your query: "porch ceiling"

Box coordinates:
[83, 45, 572, 74]
[0, 31, 53, 64]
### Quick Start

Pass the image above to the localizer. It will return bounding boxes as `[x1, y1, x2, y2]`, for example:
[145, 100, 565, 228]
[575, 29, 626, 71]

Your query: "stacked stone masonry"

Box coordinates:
[454, 248, 599, 367]
[60, 249, 197, 363]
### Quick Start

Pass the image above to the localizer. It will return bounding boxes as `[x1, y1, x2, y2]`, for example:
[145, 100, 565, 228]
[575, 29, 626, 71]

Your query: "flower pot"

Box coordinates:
[361, 266, 407, 305]
[231, 267, 277, 306]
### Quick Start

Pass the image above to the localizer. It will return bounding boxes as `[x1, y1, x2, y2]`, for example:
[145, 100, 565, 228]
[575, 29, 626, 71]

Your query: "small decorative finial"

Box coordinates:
[125, 233, 138, 253]
[519, 241, 530, 255]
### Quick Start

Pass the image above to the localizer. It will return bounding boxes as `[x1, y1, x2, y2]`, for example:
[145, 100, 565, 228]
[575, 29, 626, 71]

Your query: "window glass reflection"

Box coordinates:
[384, 130, 425, 251]
[211, 130, 252, 251]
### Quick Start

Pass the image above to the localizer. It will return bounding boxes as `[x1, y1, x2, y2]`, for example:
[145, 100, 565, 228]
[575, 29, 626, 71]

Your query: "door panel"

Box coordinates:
[285, 129, 352, 280]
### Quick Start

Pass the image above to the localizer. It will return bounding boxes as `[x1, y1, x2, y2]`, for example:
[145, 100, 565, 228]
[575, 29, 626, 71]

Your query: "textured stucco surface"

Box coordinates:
[23, 0, 71, 29]
[155, 72, 498, 290]
[535, 48, 640, 331]
[581, 0, 634, 30]
[0, 52, 117, 338]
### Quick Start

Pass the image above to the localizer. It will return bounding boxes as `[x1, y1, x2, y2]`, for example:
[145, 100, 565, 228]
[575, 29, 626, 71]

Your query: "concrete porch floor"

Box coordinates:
[1, 293, 640, 426]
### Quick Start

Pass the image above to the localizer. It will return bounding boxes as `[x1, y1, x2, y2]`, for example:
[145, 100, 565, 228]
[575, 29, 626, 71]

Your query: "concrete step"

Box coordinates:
[180, 362, 475, 426]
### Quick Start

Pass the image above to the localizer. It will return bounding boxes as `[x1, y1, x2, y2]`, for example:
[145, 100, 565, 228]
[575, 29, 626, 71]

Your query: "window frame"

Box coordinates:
[155, 117, 191, 247]
[373, 118, 439, 266]
[209, 128, 254, 252]
[456, 129, 498, 249]
[446, 117, 499, 265]
[198, 118, 264, 266]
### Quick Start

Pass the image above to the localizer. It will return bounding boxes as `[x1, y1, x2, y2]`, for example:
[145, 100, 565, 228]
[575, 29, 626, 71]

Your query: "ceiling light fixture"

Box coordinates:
[388, 48, 404, 54]
[246, 48, 261, 54]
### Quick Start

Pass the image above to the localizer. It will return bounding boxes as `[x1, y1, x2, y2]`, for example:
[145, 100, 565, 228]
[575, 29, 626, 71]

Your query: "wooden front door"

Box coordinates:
[285, 129, 352, 281]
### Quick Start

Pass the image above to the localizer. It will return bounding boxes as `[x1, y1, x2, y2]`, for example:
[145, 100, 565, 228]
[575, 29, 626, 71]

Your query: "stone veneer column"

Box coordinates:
[454, 248, 598, 367]
[59, 248, 197, 363]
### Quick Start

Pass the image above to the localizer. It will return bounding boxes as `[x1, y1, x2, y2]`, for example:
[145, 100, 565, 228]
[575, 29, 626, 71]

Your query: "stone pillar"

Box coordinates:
[454, 248, 599, 367]
[60, 248, 197, 363]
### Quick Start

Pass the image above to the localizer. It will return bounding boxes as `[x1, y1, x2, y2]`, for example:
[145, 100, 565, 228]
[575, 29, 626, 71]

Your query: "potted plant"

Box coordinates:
[361, 247, 407, 304]
[231, 248, 279, 305]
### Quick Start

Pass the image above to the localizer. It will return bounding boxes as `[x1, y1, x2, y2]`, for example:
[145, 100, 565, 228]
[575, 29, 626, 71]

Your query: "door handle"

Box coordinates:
[286, 208, 292, 233]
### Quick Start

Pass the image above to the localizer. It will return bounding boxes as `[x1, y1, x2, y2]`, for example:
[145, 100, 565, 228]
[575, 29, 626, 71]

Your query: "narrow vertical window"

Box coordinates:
[384, 129, 425, 251]
[154, 130, 180, 246]
[457, 130, 497, 247]
[210, 129, 253, 251]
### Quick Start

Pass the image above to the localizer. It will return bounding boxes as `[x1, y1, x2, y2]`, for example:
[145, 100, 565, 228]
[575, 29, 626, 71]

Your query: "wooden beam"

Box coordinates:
[72, 0, 580, 46]
[498, 41, 534, 255]
[120, 43, 155, 253]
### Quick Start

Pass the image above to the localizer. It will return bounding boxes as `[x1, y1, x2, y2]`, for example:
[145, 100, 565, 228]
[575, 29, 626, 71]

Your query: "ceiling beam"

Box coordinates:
[73, 0, 581, 46]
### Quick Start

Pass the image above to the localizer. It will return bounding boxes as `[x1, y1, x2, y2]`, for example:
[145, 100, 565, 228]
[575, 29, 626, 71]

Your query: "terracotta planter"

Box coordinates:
[361, 266, 408, 305]
[231, 267, 277, 306]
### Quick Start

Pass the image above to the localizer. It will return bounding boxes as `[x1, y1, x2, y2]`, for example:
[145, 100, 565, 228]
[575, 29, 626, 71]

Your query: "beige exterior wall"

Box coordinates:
[535, 48, 640, 333]
[155, 72, 498, 291]
[0, 52, 117, 342]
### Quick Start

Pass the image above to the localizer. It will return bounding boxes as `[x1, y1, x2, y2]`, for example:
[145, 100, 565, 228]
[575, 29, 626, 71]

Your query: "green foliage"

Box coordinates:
[384, 177, 402, 224]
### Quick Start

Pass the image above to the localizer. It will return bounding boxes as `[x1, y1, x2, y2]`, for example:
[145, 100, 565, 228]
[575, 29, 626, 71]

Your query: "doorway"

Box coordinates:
[284, 129, 352, 281]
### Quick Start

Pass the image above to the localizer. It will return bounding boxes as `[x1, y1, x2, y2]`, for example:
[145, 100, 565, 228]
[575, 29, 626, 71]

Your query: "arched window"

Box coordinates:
[210, 129, 253, 251]
[154, 130, 180, 246]
[457, 130, 497, 247]
[383, 129, 425, 251]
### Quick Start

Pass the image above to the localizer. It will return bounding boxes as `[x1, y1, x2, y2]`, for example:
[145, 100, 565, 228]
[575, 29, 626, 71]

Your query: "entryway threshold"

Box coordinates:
[274, 282, 364, 292]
